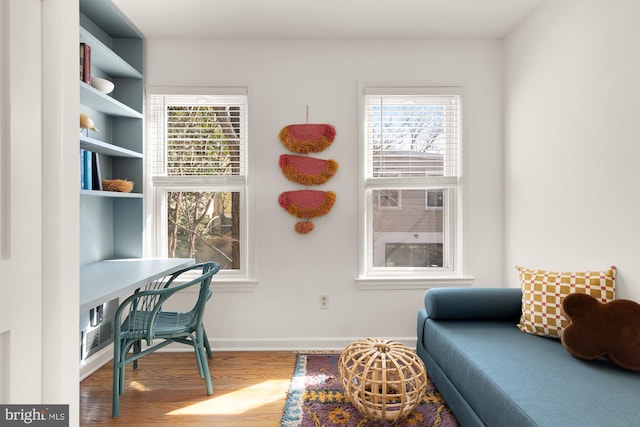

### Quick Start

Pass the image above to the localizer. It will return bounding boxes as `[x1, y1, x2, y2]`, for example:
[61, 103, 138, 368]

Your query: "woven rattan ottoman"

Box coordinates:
[338, 338, 428, 422]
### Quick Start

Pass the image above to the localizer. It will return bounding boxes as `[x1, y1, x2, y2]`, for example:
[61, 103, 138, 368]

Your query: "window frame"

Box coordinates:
[357, 85, 470, 288]
[145, 87, 255, 287]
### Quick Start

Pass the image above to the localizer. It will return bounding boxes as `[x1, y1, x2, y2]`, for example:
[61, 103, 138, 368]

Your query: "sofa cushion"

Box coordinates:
[424, 287, 522, 321]
[421, 318, 640, 427]
[561, 292, 640, 371]
[516, 265, 616, 338]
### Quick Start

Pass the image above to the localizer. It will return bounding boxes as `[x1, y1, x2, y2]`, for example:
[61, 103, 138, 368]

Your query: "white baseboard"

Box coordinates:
[78, 336, 419, 381]
[209, 337, 418, 352]
[79, 344, 113, 381]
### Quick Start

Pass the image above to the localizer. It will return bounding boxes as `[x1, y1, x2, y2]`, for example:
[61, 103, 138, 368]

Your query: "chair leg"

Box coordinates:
[119, 341, 135, 395]
[133, 340, 141, 369]
[112, 339, 123, 418]
[113, 338, 134, 418]
[200, 345, 213, 395]
[194, 341, 205, 378]
[118, 358, 125, 395]
[195, 329, 213, 395]
[112, 372, 120, 417]
[203, 328, 213, 359]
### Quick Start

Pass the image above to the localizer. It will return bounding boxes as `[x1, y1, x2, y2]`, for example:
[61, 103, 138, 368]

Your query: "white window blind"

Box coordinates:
[360, 87, 463, 281]
[148, 94, 247, 178]
[365, 91, 460, 181]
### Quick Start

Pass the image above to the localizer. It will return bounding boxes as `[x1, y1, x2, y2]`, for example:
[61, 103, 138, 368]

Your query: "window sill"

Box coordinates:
[355, 276, 474, 290]
[212, 279, 258, 292]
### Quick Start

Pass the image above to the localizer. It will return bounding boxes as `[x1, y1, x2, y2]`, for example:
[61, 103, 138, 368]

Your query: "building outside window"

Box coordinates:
[362, 87, 461, 278]
[147, 89, 248, 276]
[426, 189, 444, 209]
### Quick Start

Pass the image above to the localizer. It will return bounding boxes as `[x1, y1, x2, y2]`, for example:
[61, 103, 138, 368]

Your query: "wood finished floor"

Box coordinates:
[80, 351, 297, 426]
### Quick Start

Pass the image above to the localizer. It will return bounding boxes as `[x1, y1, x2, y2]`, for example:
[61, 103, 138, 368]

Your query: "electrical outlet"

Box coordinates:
[319, 294, 329, 309]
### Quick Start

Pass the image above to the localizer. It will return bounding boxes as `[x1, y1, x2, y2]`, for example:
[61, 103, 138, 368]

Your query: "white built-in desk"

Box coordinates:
[80, 258, 195, 312]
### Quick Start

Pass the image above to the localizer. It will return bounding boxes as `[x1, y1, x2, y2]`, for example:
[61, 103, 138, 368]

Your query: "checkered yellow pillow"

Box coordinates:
[516, 265, 616, 338]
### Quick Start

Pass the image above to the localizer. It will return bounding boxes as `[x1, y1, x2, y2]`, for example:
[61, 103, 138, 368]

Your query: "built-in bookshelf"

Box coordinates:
[79, 0, 144, 367]
[79, 0, 144, 264]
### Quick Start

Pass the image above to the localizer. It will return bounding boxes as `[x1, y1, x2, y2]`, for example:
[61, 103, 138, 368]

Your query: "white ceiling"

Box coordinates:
[112, 0, 544, 40]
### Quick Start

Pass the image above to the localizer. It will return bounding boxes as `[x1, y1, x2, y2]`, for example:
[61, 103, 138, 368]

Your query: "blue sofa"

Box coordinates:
[416, 287, 640, 427]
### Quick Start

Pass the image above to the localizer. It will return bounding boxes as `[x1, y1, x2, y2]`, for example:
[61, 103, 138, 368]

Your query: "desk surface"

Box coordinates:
[80, 258, 195, 311]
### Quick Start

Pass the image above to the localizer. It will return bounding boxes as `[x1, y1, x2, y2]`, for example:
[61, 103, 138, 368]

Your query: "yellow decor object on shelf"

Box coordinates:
[102, 179, 133, 193]
[80, 113, 99, 133]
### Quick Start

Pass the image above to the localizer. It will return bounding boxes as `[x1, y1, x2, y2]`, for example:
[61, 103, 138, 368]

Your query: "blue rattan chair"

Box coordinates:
[112, 262, 220, 417]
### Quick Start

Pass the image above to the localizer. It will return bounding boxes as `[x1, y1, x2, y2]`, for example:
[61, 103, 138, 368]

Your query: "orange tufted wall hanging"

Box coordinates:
[278, 123, 338, 234]
[279, 154, 338, 186]
[279, 124, 335, 153]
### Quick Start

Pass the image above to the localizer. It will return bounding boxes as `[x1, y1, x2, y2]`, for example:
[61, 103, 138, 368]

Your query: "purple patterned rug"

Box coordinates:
[280, 354, 459, 427]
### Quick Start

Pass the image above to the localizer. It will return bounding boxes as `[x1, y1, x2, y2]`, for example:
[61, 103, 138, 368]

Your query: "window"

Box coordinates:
[361, 87, 461, 279]
[147, 89, 248, 275]
[426, 189, 444, 209]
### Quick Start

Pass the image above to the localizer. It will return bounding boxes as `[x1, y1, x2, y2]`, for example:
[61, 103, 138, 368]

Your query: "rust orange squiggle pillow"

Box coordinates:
[561, 292, 640, 371]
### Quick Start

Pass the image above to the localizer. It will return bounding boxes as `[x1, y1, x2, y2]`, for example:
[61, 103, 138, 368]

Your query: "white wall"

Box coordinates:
[41, 0, 80, 421]
[0, 0, 78, 423]
[146, 39, 505, 349]
[504, 0, 640, 299]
